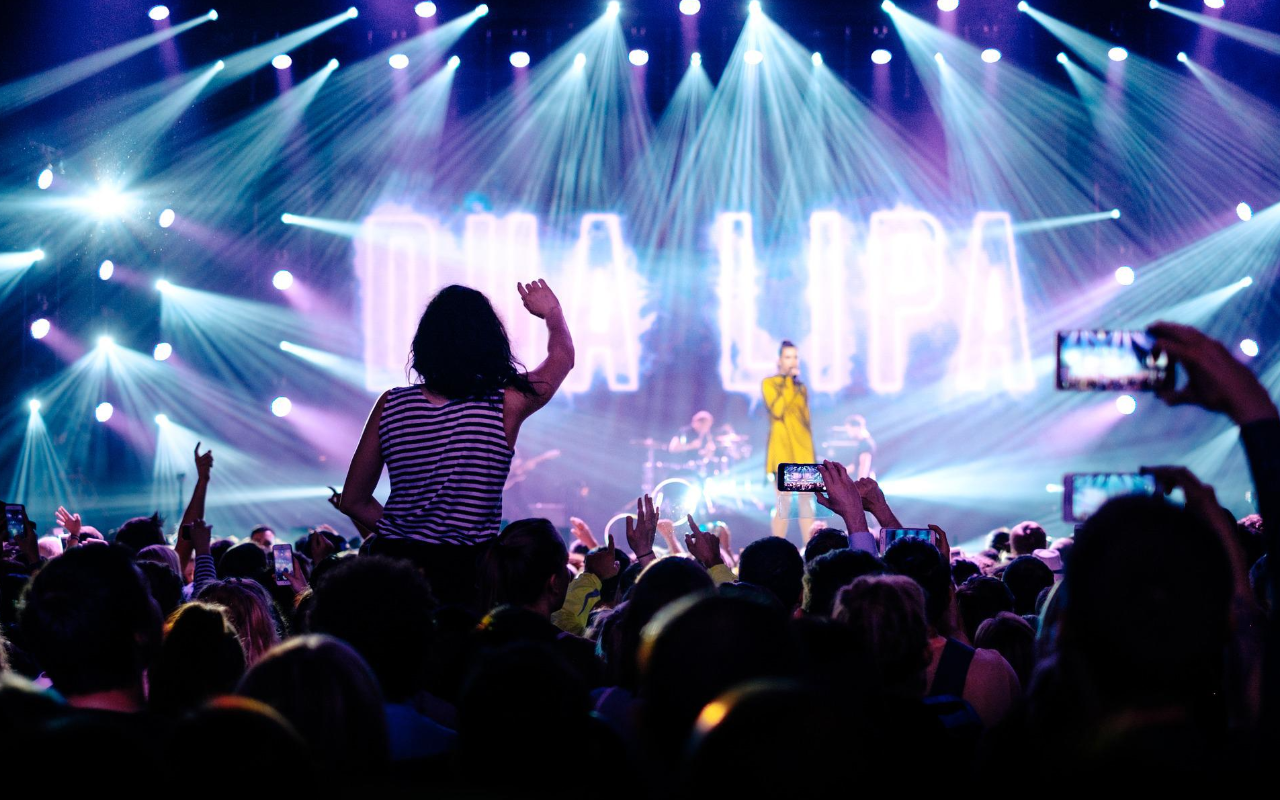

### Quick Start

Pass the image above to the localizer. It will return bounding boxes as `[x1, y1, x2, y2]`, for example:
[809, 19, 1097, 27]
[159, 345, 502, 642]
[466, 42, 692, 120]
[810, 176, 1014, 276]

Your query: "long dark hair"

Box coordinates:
[409, 285, 535, 399]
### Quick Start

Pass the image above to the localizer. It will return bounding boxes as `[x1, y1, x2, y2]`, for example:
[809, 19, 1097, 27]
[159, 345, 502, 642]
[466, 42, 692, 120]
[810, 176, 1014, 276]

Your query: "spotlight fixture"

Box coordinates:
[574, 52, 587, 69]
[99, 260, 114, 280]
[29, 399, 42, 413]
[148, 5, 170, 21]
[691, 52, 702, 66]
[271, 397, 293, 417]
[271, 54, 292, 70]
[981, 48, 1001, 63]
[1116, 395, 1137, 415]
[606, 1, 620, 17]
[95, 403, 114, 423]
[447, 55, 460, 69]
[347, 7, 359, 18]
[679, 0, 701, 14]
[871, 49, 892, 64]
[156, 279, 173, 292]
[97, 335, 116, 350]
[1114, 266, 1135, 285]
[208, 9, 218, 20]
[629, 49, 649, 66]
[1149, 0, 1159, 7]
[744, 49, 764, 65]
[273, 270, 294, 290]
[1108, 46, 1128, 62]
[476, 4, 489, 15]
[415, 1, 437, 16]
[1056, 52, 1069, 64]
[1236, 202, 1252, 221]
[154, 342, 173, 361]
[510, 51, 530, 68]
[1177, 51, 1188, 63]
[214, 59, 225, 70]
[1204, 0, 1224, 7]
[811, 52, 823, 66]
[937, 0, 958, 10]
[748, 0, 761, 13]
[1240, 339, 1259, 358]
[155, 413, 170, 425]
[158, 208, 175, 228]
[37, 167, 53, 190]
[1017, 1, 1028, 10]
[30, 318, 50, 340]
[1109, 209, 1121, 219]
[882, 0, 896, 10]
[281, 213, 298, 224]
[328, 58, 339, 69]
[389, 53, 409, 69]
[934, 52, 945, 65]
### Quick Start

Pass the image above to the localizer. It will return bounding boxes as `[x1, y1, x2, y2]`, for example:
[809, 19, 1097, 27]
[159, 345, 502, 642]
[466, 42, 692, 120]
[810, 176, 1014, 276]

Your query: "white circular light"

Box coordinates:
[271, 54, 292, 70]
[1110, 208, 1121, 219]
[748, 0, 761, 13]
[1056, 52, 1069, 64]
[1236, 202, 1252, 221]
[415, 1, 437, 17]
[1116, 395, 1137, 415]
[1204, 0, 1224, 7]
[1018, 0, 1029, 9]
[937, 0, 958, 10]
[1108, 46, 1128, 62]
[208, 9, 218, 21]
[629, 49, 649, 66]
[148, 5, 170, 21]
[154, 342, 173, 361]
[95, 402, 114, 423]
[744, 49, 764, 65]
[811, 52, 823, 66]
[871, 49, 892, 64]
[981, 48, 1001, 63]
[37, 167, 53, 190]
[1177, 51, 1188, 63]
[389, 53, 409, 70]
[679, 0, 701, 14]
[97, 335, 115, 350]
[1240, 339, 1259, 358]
[328, 58, 339, 69]
[29, 399, 42, 413]
[99, 260, 114, 280]
[1149, 0, 1159, 8]
[156, 279, 172, 292]
[271, 396, 293, 417]
[691, 52, 702, 66]
[281, 212, 297, 224]
[215, 59, 225, 70]
[1115, 266, 1135, 285]
[447, 55, 460, 69]
[573, 52, 587, 69]
[606, 1, 620, 16]
[934, 52, 945, 65]
[158, 208, 175, 228]
[273, 270, 294, 290]
[347, 7, 359, 18]
[30, 318, 50, 340]
[510, 51, 530, 68]
[155, 413, 170, 425]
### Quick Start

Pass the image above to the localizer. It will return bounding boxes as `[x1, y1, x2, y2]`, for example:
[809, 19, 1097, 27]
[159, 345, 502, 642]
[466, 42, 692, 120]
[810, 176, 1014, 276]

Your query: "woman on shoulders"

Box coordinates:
[339, 280, 574, 608]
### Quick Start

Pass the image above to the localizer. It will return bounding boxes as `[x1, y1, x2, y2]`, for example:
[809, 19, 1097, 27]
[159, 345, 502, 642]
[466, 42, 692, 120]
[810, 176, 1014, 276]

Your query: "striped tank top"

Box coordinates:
[376, 386, 514, 546]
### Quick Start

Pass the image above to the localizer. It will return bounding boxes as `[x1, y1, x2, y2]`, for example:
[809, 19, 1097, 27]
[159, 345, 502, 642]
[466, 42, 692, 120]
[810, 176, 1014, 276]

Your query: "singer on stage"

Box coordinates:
[763, 339, 815, 541]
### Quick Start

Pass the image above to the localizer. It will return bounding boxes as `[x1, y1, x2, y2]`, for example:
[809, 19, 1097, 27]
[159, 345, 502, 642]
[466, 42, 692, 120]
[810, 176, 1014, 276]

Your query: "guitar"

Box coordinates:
[504, 449, 562, 490]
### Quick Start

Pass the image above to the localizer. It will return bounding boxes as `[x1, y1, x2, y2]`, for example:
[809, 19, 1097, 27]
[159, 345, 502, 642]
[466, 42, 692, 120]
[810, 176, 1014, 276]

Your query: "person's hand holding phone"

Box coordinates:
[815, 460, 869, 532]
[1149, 321, 1278, 425]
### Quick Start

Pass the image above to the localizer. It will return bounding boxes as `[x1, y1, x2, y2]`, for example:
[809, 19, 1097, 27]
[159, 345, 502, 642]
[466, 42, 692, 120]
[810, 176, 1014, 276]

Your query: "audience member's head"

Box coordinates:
[833, 575, 930, 698]
[135, 543, 180, 576]
[802, 548, 886, 618]
[955, 575, 1016, 642]
[167, 697, 313, 783]
[803, 528, 850, 563]
[411, 284, 534, 399]
[951, 558, 982, 586]
[210, 537, 236, 566]
[249, 525, 275, 551]
[309, 555, 437, 703]
[1002, 556, 1054, 616]
[149, 602, 246, 716]
[618, 557, 714, 688]
[986, 528, 1011, 555]
[1009, 521, 1047, 556]
[738, 537, 805, 611]
[113, 513, 166, 554]
[218, 540, 270, 582]
[479, 518, 570, 616]
[37, 536, 63, 560]
[18, 546, 161, 706]
[136, 559, 184, 619]
[974, 611, 1035, 687]
[198, 578, 282, 665]
[883, 538, 951, 633]
[238, 635, 388, 774]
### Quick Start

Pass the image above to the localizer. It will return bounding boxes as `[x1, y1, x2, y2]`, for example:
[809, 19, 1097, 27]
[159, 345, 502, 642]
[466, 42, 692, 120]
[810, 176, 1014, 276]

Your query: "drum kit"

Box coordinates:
[630, 430, 754, 495]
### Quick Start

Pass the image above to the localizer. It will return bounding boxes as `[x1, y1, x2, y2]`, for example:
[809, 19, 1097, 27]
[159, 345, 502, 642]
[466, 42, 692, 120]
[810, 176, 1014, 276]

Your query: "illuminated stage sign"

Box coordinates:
[355, 205, 1031, 396]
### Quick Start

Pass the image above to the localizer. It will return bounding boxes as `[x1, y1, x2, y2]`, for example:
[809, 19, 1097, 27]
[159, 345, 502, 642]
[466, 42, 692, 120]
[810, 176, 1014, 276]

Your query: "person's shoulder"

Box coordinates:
[971, 647, 1019, 682]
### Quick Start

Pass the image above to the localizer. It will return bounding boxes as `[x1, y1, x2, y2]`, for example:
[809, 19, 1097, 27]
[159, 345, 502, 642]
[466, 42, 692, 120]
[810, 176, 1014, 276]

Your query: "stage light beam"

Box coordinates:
[415, 1, 437, 17]
[156, 279, 173, 292]
[629, 49, 649, 66]
[811, 52, 823, 66]
[1204, 0, 1224, 7]
[271, 397, 293, 417]
[155, 413, 170, 425]
[447, 55, 461, 69]
[1236, 202, 1252, 221]
[1108, 46, 1128, 61]
[1056, 52, 1069, 64]
[606, 1, 620, 17]
[680, 0, 701, 14]
[981, 48, 1001, 63]
[1110, 209, 1121, 219]
[1177, 51, 1188, 63]
[29, 399, 42, 414]
[937, 0, 958, 11]
[149, 5, 170, 20]
[271, 54, 292, 70]
[573, 52, 587, 69]
[744, 49, 764, 65]
[389, 53, 409, 69]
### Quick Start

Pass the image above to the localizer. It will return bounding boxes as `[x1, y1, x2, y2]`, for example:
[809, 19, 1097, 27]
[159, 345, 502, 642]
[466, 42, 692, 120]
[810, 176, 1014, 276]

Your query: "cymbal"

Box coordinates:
[630, 437, 663, 447]
[715, 432, 749, 443]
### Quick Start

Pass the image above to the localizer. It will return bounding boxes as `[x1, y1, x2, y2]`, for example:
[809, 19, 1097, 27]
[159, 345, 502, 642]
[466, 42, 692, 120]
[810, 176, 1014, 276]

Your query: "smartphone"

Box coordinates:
[1056, 330, 1172, 391]
[776, 463, 824, 493]
[272, 543, 294, 586]
[4, 503, 29, 544]
[881, 528, 936, 553]
[1063, 472, 1157, 523]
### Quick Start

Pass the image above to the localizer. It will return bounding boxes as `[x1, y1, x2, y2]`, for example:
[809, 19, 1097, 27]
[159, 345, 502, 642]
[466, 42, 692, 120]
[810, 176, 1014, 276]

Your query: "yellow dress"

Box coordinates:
[762, 375, 814, 477]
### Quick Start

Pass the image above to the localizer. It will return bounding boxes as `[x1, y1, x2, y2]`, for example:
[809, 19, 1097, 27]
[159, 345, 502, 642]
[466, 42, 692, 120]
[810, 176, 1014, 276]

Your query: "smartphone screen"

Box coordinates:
[1063, 472, 1157, 522]
[777, 463, 824, 492]
[881, 528, 935, 553]
[1056, 330, 1171, 391]
[272, 544, 293, 585]
[4, 504, 27, 543]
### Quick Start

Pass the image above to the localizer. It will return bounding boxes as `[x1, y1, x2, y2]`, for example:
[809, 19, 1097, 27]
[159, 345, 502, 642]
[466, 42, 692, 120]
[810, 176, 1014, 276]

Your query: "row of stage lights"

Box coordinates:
[26, 397, 295, 422]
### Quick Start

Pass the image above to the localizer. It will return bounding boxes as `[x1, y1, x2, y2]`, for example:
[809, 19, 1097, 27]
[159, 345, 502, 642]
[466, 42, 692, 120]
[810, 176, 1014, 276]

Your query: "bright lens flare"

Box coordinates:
[629, 49, 649, 66]
[153, 342, 173, 361]
[1236, 203, 1252, 221]
[937, 0, 958, 10]
[273, 270, 294, 290]
[1204, 0, 1224, 7]
[871, 49, 892, 64]
[1116, 395, 1137, 415]
[97, 335, 116, 350]
[1056, 52, 1069, 65]
[744, 49, 764, 65]
[573, 52, 587, 70]
[271, 397, 293, 417]
[37, 167, 53, 189]
[933, 52, 945, 65]
[156, 279, 172, 292]
[1108, 47, 1128, 62]
[155, 413, 170, 425]
[271, 54, 292, 70]
[606, 1, 620, 17]
[99, 260, 114, 280]
[447, 55, 460, 69]
[691, 52, 702, 66]
[679, 0, 701, 14]
[389, 53, 409, 69]
[158, 208, 175, 228]
[811, 52, 823, 66]
[1115, 266, 1135, 285]
[30, 318, 50, 340]
[29, 399, 42, 414]
[415, 1, 437, 16]
[148, 5, 170, 21]
[1110, 209, 1121, 219]
[95, 403, 114, 423]
[981, 48, 1001, 63]
[510, 51, 530, 68]
[1177, 52, 1188, 63]
[1240, 339, 1259, 358]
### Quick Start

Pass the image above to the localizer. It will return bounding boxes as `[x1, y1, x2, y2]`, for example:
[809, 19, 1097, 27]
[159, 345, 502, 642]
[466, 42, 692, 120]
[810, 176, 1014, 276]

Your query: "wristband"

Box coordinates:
[636, 550, 654, 559]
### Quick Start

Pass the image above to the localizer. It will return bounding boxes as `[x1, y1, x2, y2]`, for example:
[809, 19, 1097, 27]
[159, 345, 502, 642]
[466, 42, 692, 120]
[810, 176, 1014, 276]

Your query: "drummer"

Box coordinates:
[669, 410, 717, 458]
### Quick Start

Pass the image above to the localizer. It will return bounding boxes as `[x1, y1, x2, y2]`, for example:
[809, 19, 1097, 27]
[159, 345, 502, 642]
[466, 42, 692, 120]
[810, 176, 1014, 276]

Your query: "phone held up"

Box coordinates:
[1056, 329, 1173, 392]
[273, 543, 294, 586]
[776, 463, 825, 493]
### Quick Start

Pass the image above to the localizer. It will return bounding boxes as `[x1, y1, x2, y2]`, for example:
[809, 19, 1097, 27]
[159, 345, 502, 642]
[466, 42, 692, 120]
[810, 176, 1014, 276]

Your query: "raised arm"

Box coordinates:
[855, 477, 902, 529]
[339, 391, 389, 533]
[505, 279, 575, 447]
[174, 443, 214, 575]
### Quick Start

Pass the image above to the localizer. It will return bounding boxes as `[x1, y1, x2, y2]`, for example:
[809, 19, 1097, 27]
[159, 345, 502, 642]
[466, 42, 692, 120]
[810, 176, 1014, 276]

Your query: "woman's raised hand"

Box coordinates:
[517, 279, 562, 319]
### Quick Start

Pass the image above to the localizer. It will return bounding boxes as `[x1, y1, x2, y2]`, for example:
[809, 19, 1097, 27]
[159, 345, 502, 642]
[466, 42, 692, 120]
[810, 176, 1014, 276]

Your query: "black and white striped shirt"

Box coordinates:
[376, 386, 514, 546]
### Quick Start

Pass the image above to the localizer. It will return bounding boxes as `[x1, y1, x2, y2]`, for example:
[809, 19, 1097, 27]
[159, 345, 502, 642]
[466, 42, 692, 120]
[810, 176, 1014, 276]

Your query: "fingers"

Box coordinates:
[644, 493, 655, 520]
[686, 514, 701, 534]
[517, 282, 528, 299]
[606, 533, 615, 552]
[813, 492, 832, 510]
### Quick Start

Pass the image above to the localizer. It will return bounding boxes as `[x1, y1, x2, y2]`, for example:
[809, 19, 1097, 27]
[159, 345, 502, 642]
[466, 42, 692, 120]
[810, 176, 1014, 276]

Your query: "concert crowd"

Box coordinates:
[1, 280, 1276, 791]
